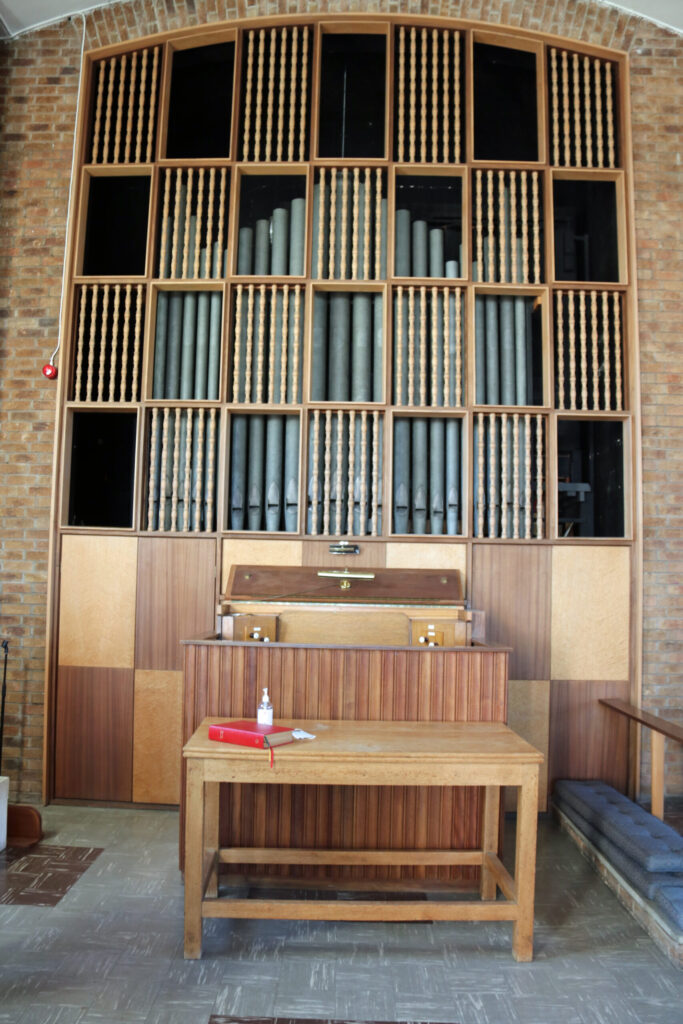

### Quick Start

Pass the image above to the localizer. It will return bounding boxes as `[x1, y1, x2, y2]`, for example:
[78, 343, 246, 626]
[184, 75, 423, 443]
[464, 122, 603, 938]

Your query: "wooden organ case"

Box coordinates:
[47, 15, 639, 823]
[183, 564, 507, 880]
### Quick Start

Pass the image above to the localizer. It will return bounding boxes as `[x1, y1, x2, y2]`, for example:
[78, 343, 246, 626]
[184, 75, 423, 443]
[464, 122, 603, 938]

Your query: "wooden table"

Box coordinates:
[183, 718, 543, 961]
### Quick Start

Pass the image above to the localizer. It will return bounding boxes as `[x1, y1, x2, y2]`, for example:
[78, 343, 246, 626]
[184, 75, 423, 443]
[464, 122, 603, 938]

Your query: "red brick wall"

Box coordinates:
[0, 1, 680, 804]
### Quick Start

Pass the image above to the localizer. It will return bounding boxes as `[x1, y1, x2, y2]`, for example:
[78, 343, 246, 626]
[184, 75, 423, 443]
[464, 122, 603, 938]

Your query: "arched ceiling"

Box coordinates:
[1, 0, 681, 39]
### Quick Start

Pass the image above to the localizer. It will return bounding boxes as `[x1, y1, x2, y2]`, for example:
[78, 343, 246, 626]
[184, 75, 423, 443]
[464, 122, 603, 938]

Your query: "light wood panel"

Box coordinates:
[302, 541, 385, 568]
[182, 640, 509, 881]
[549, 679, 629, 792]
[505, 680, 549, 812]
[54, 666, 134, 801]
[133, 669, 183, 804]
[386, 543, 467, 584]
[471, 545, 551, 681]
[58, 535, 138, 668]
[222, 539, 303, 592]
[135, 538, 216, 671]
[551, 546, 630, 680]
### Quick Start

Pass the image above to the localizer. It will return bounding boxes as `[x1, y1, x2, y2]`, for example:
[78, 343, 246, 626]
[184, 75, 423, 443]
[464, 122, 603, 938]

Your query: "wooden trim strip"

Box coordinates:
[124, 50, 137, 163]
[97, 284, 109, 402]
[561, 49, 570, 167]
[371, 411, 380, 536]
[398, 27, 406, 163]
[233, 284, 243, 402]
[311, 408, 320, 536]
[132, 285, 142, 402]
[74, 287, 87, 401]
[183, 408, 193, 532]
[146, 46, 159, 163]
[288, 26, 298, 162]
[300, 27, 309, 162]
[535, 414, 543, 538]
[108, 284, 121, 401]
[86, 283, 98, 402]
[550, 48, 559, 166]
[171, 407, 180, 531]
[147, 407, 158, 530]
[91, 60, 106, 163]
[595, 58, 604, 168]
[102, 57, 115, 164]
[113, 53, 126, 163]
[120, 284, 131, 402]
[556, 290, 565, 409]
[135, 48, 148, 164]
[243, 31, 255, 160]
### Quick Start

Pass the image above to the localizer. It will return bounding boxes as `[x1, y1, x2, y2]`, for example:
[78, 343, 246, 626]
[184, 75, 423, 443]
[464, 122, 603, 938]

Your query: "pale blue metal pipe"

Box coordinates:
[264, 415, 284, 531]
[311, 291, 328, 401]
[247, 415, 265, 530]
[207, 291, 221, 401]
[429, 418, 445, 534]
[445, 417, 460, 535]
[411, 418, 428, 533]
[351, 293, 372, 402]
[271, 206, 289, 275]
[284, 416, 299, 532]
[395, 208, 411, 276]
[230, 414, 248, 529]
[152, 291, 168, 399]
[180, 290, 197, 399]
[289, 197, 306, 275]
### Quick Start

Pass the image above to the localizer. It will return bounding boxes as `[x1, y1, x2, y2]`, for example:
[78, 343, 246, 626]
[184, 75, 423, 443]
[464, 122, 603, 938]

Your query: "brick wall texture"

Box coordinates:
[0, 0, 681, 804]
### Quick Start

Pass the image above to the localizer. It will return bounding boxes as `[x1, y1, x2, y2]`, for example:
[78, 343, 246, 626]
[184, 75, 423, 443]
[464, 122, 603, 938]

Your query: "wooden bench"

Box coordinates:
[183, 717, 543, 961]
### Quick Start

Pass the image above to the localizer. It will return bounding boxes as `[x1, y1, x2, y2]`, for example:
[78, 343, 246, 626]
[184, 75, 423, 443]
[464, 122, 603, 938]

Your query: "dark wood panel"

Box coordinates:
[471, 543, 551, 680]
[54, 666, 134, 801]
[136, 537, 217, 670]
[181, 641, 508, 882]
[549, 679, 629, 792]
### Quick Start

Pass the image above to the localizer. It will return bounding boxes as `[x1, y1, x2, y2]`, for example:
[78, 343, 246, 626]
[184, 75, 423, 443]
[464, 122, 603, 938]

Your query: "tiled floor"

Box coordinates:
[1, 805, 682, 1024]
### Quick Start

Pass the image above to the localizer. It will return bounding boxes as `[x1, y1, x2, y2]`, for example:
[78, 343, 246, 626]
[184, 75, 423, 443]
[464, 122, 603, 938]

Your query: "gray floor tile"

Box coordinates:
[0, 805, 681, 1024]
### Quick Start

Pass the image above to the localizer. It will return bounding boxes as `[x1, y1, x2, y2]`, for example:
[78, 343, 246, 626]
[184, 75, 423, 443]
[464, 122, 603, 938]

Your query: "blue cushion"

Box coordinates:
[554, 795, 683, 900]
[554, 780, 683, 873]
[654, 885, 683, 933]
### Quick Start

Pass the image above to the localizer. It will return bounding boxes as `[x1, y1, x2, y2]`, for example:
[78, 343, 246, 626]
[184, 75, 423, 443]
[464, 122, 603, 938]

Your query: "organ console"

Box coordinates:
[181, 564, 508, 881]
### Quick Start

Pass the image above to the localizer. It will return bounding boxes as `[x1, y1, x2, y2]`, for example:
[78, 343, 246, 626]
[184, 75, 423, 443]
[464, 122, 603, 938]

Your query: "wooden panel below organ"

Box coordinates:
[55, 666, 134, 801]
[133, 669, 183, 804]
[471, 544, 551, 680]
[58, 535, 138, 669]
[549, 679, 629, 792]
[135, 537, 217, 670]
[551, 546, 630, 681]
[181, 639, 509, 882]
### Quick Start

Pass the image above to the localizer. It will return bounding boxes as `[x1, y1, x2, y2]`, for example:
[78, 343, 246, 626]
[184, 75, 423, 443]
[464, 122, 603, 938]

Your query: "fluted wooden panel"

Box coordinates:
[182, 641, 508, 881]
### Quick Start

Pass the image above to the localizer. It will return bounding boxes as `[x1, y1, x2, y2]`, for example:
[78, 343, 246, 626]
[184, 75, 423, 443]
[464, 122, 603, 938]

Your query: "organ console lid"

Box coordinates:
[224, 565, 465, 604]
[218, 565, 484, 648]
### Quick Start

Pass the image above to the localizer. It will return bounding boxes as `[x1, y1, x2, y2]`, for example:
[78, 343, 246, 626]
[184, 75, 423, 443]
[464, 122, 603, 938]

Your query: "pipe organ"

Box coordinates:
[49, 16, 639, 812]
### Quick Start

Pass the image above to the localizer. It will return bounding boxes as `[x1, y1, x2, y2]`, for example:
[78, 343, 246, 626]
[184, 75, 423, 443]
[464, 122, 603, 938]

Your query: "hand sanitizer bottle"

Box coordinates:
[257, 687, 273, 726]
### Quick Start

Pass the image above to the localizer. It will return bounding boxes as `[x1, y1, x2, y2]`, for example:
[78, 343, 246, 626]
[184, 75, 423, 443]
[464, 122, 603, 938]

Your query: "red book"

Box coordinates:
[207, 720, 294, 749]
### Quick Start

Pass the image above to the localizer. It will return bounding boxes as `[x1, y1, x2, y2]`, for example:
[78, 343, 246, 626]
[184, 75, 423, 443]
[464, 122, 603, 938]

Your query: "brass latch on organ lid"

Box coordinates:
[317, 568, 376, 591]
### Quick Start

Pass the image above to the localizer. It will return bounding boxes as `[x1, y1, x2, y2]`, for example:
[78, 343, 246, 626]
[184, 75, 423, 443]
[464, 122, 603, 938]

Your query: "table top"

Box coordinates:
[184, 718, 544, 765]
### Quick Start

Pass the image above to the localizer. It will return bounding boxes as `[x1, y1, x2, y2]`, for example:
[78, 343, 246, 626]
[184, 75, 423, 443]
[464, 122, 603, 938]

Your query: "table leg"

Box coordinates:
[512, 765, 539, 962]
[205, 780, 220, 898]
[184, 758, 205, 959]
[480, 785, 500, 900]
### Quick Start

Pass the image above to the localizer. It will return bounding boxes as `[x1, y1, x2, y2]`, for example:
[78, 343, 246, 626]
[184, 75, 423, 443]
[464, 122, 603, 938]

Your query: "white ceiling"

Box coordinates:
[1, 0, 682, 38]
